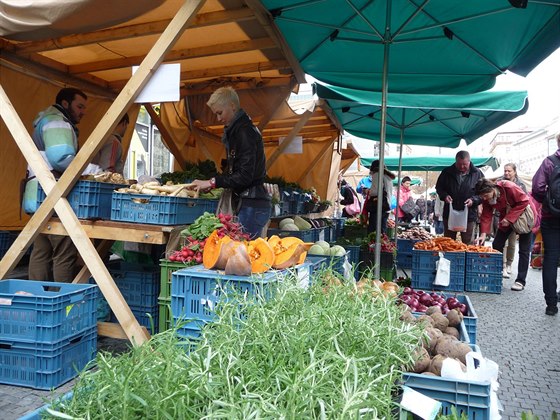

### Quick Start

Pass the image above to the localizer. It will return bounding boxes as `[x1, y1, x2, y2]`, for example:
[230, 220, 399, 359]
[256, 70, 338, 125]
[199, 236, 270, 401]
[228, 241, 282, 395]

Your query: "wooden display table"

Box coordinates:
[41, 218, 176, 341]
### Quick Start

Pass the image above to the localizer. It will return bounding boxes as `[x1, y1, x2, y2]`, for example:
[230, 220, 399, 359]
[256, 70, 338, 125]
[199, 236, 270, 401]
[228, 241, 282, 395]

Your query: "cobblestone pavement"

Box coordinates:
[2, 259, 559, 419]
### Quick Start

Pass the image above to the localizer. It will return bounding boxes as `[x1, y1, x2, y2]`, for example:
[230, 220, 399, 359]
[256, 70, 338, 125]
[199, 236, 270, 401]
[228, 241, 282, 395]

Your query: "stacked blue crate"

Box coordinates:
[0, 280, 97, 389]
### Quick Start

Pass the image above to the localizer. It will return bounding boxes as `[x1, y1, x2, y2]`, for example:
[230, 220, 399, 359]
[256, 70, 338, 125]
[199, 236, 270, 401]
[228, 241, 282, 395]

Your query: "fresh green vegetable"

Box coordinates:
[44, 276, 423, 418]
[181, 212, 222, 240]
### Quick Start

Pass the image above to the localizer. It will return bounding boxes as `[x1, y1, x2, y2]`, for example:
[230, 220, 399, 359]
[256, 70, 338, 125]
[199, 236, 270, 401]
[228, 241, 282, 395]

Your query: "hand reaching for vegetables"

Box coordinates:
[474, 233, 486, 245]
[500, 219, 511, 228]
[188, 179, 212, 192]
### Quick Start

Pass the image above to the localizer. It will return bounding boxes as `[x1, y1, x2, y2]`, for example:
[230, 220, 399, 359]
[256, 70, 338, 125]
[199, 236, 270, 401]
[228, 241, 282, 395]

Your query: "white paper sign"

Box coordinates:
[133, 63, 180, 103]
[400, 386, 441, 420]
[279, 135, 303, 154]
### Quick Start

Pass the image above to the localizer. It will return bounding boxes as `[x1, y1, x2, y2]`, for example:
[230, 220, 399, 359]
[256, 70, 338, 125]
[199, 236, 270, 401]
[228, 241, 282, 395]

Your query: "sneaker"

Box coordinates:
[502, 269, 510, 278]
[545, 306, 558, 316]
[511, 281, 525, 291]
[506, 264, 512, 274]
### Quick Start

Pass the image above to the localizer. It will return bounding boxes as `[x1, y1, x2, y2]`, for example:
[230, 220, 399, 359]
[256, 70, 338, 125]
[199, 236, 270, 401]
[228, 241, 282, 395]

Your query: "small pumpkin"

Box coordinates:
[224, 243, 252, 276]
[202, 230, 232, 269]
[247, 238, 275, 273]
[267, 235, 309, 269]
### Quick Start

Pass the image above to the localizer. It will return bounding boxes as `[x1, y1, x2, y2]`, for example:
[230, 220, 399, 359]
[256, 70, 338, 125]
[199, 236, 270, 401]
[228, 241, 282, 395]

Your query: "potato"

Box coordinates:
[447, 342, 473, 364]
[426, 305, 442, 316]
[412, 346, 431, 373]
[444, 326, 460, 339]
[424, 326, 443, 354]
[430, 312, 450, 332]
[446, 308, 464, 327]
[416, 314, 435, 327]
[434, 335, 459, 357]
[400, 309, 416, 323]
[429, 354, 447, 376]
[421, 371, 438, 376]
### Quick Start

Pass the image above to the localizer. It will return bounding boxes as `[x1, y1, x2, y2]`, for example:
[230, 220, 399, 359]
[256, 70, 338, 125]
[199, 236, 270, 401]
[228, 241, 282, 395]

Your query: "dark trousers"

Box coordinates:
[238, 205, 271, 240]
[28, 234, 78, 283]
[492, 227, 531, 286]
[367, 210, 388, 234]
[443, 219, 476, 245]
[540, 218, 560, 306]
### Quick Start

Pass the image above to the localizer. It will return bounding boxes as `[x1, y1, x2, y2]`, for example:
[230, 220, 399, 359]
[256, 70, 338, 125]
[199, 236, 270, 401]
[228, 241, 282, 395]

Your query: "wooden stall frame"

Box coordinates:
[0, 0, 206, 346]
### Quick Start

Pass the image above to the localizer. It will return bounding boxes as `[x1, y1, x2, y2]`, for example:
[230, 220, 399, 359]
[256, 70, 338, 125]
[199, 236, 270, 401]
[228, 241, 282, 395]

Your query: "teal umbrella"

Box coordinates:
[315, 84, 528, 148]
[262, 1, 560, 94]
[362, 156, 500, 172]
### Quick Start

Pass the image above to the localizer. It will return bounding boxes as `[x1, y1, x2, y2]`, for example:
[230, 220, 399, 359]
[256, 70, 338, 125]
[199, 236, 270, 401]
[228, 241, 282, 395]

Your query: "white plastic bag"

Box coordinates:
[448, 205, 468, 232]
[433, 252, 450, 286]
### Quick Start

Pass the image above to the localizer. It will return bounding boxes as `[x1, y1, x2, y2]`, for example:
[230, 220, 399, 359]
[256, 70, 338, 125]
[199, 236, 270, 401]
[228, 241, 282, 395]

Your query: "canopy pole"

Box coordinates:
[373, 0, 392, 280]
[394, 119, 405, 250]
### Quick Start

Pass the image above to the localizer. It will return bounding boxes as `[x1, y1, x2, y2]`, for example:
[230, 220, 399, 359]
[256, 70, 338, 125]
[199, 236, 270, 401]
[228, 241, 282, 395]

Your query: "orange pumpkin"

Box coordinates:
[267, 235, 308, 270]
[202, 230, 232, 269]
[247, 238, 275, 273]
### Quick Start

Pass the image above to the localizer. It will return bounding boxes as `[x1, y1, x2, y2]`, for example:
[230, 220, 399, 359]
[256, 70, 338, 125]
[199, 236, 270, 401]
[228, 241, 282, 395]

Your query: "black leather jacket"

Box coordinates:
[436, 162, 484, 222]
[215, 109, 269, 201]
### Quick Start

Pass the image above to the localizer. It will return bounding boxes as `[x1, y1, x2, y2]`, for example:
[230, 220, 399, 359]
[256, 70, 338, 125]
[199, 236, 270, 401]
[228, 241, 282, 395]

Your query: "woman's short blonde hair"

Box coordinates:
[207, 86, 240, 109]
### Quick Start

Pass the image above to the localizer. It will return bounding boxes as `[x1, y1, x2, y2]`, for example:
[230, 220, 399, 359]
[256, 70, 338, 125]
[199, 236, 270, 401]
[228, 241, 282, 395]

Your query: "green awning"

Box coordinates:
[361, 156, 500, 172]
[263, 1, 560, 94]
[315, 83, 528, 148]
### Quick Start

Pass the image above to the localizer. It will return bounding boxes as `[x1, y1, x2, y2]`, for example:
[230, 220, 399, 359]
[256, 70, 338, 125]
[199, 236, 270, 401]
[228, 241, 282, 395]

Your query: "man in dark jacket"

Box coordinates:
[435, 150, 483, 244]
[190, 86, 271, 239]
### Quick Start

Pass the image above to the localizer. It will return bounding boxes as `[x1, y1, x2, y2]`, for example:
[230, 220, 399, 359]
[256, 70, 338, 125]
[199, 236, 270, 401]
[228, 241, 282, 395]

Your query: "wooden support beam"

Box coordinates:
[70, 38, 276, 74]
[109, 60, 291, 90]
[244, 0, 307, 84]
[97, 322, 149, 339]
[73, 239, 114, 284]
[297, 138, 336, 184]
[14, 8, 255, 54]
[256, 77, 296, 133]
[266, 107, 315, 170]
[0, 0, 206, 346]
[144, 104, 187, 170]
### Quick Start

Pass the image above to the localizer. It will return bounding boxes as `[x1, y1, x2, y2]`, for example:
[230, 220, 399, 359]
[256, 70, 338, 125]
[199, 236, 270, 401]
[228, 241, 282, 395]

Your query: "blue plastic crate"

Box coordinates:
[397, 238, 421, 254]
[396, 252, 413, 269]
[345, 245, 361, 267]
[411, 250, 465, 292]
[311, 226, 328, 242]
[402, 345, 491, 420]
[305, 255, 328, 278]
[18, 391, 74, 420]
[171, 265, 279, 333]
[306, 252, 348, 275]
[0, 231, 14, 258]
[464, 252, 502, 294]
[38, 180, 124, 220]
[111, 192, 218, 225]
[110, 303, 159, 334]
[0, 327, 97, 390]
[266, 228, 315, 243]
[0, 280, 97, 344]
[107, 261, 160, 308]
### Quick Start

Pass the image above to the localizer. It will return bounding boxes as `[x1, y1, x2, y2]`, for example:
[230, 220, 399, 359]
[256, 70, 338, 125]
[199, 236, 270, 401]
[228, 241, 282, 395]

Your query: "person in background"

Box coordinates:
[426, 192, 436, 223]
[356, 171, 372, 199]
[474, 178, 536, 292]
[93, 113, 129, 173]
[415, 195, 427, 222]
[189, 86, 271, 239]
[531, 132, 560, 316]
[496, 163, 527, 279]
[365, 160, 396, 234]
[339, 178, 359, 218]
[433, 193, 445, 235]
[435, 150, 483, 245]
[23, 87, 87, 282]
[396, 176, 413, 223]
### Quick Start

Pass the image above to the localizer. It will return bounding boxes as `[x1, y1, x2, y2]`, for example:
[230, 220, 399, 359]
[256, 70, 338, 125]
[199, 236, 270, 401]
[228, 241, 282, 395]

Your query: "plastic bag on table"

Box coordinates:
[433, 252, 450, 286]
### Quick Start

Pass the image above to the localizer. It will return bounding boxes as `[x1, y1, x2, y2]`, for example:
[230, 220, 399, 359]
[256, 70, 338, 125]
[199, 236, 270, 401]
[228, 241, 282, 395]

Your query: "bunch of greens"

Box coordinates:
[160, 160, 217, 184]
[180, 212, 222, 240]
[44, 277, 422, 418]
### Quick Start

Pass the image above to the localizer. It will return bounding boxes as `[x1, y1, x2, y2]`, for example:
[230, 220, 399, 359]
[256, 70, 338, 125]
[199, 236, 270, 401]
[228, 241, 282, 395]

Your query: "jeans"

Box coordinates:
[367, 210, 388, 234]
[434, 220, 444, 235]
[238, 205, 271, 240]
[28, 234, 78, 282]
[492, 227, 531, 286]
[540, 218, 560, 306]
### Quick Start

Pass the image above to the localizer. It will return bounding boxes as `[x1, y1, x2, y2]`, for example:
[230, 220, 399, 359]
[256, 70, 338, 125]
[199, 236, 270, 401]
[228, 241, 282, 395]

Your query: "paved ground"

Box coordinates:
[1, 255, 559, 419]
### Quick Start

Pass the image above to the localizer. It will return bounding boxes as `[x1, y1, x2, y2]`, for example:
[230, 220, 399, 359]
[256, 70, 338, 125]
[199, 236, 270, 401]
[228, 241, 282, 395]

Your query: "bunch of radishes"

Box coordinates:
[215, 213, 251, 241]
[168, 236, 206, 264]
[399, 287, 468, 315]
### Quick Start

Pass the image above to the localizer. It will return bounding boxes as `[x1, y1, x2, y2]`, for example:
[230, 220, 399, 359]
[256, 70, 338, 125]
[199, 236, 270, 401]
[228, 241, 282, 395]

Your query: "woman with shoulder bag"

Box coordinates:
[474, 178, 537, 291]
[364, 160, 396, 234]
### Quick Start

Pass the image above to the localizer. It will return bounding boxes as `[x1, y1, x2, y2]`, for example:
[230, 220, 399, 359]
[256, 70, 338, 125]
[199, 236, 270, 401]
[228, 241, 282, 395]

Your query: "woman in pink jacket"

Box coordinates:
[396, 176, 412, 222]
[474, 178, 537, 291]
